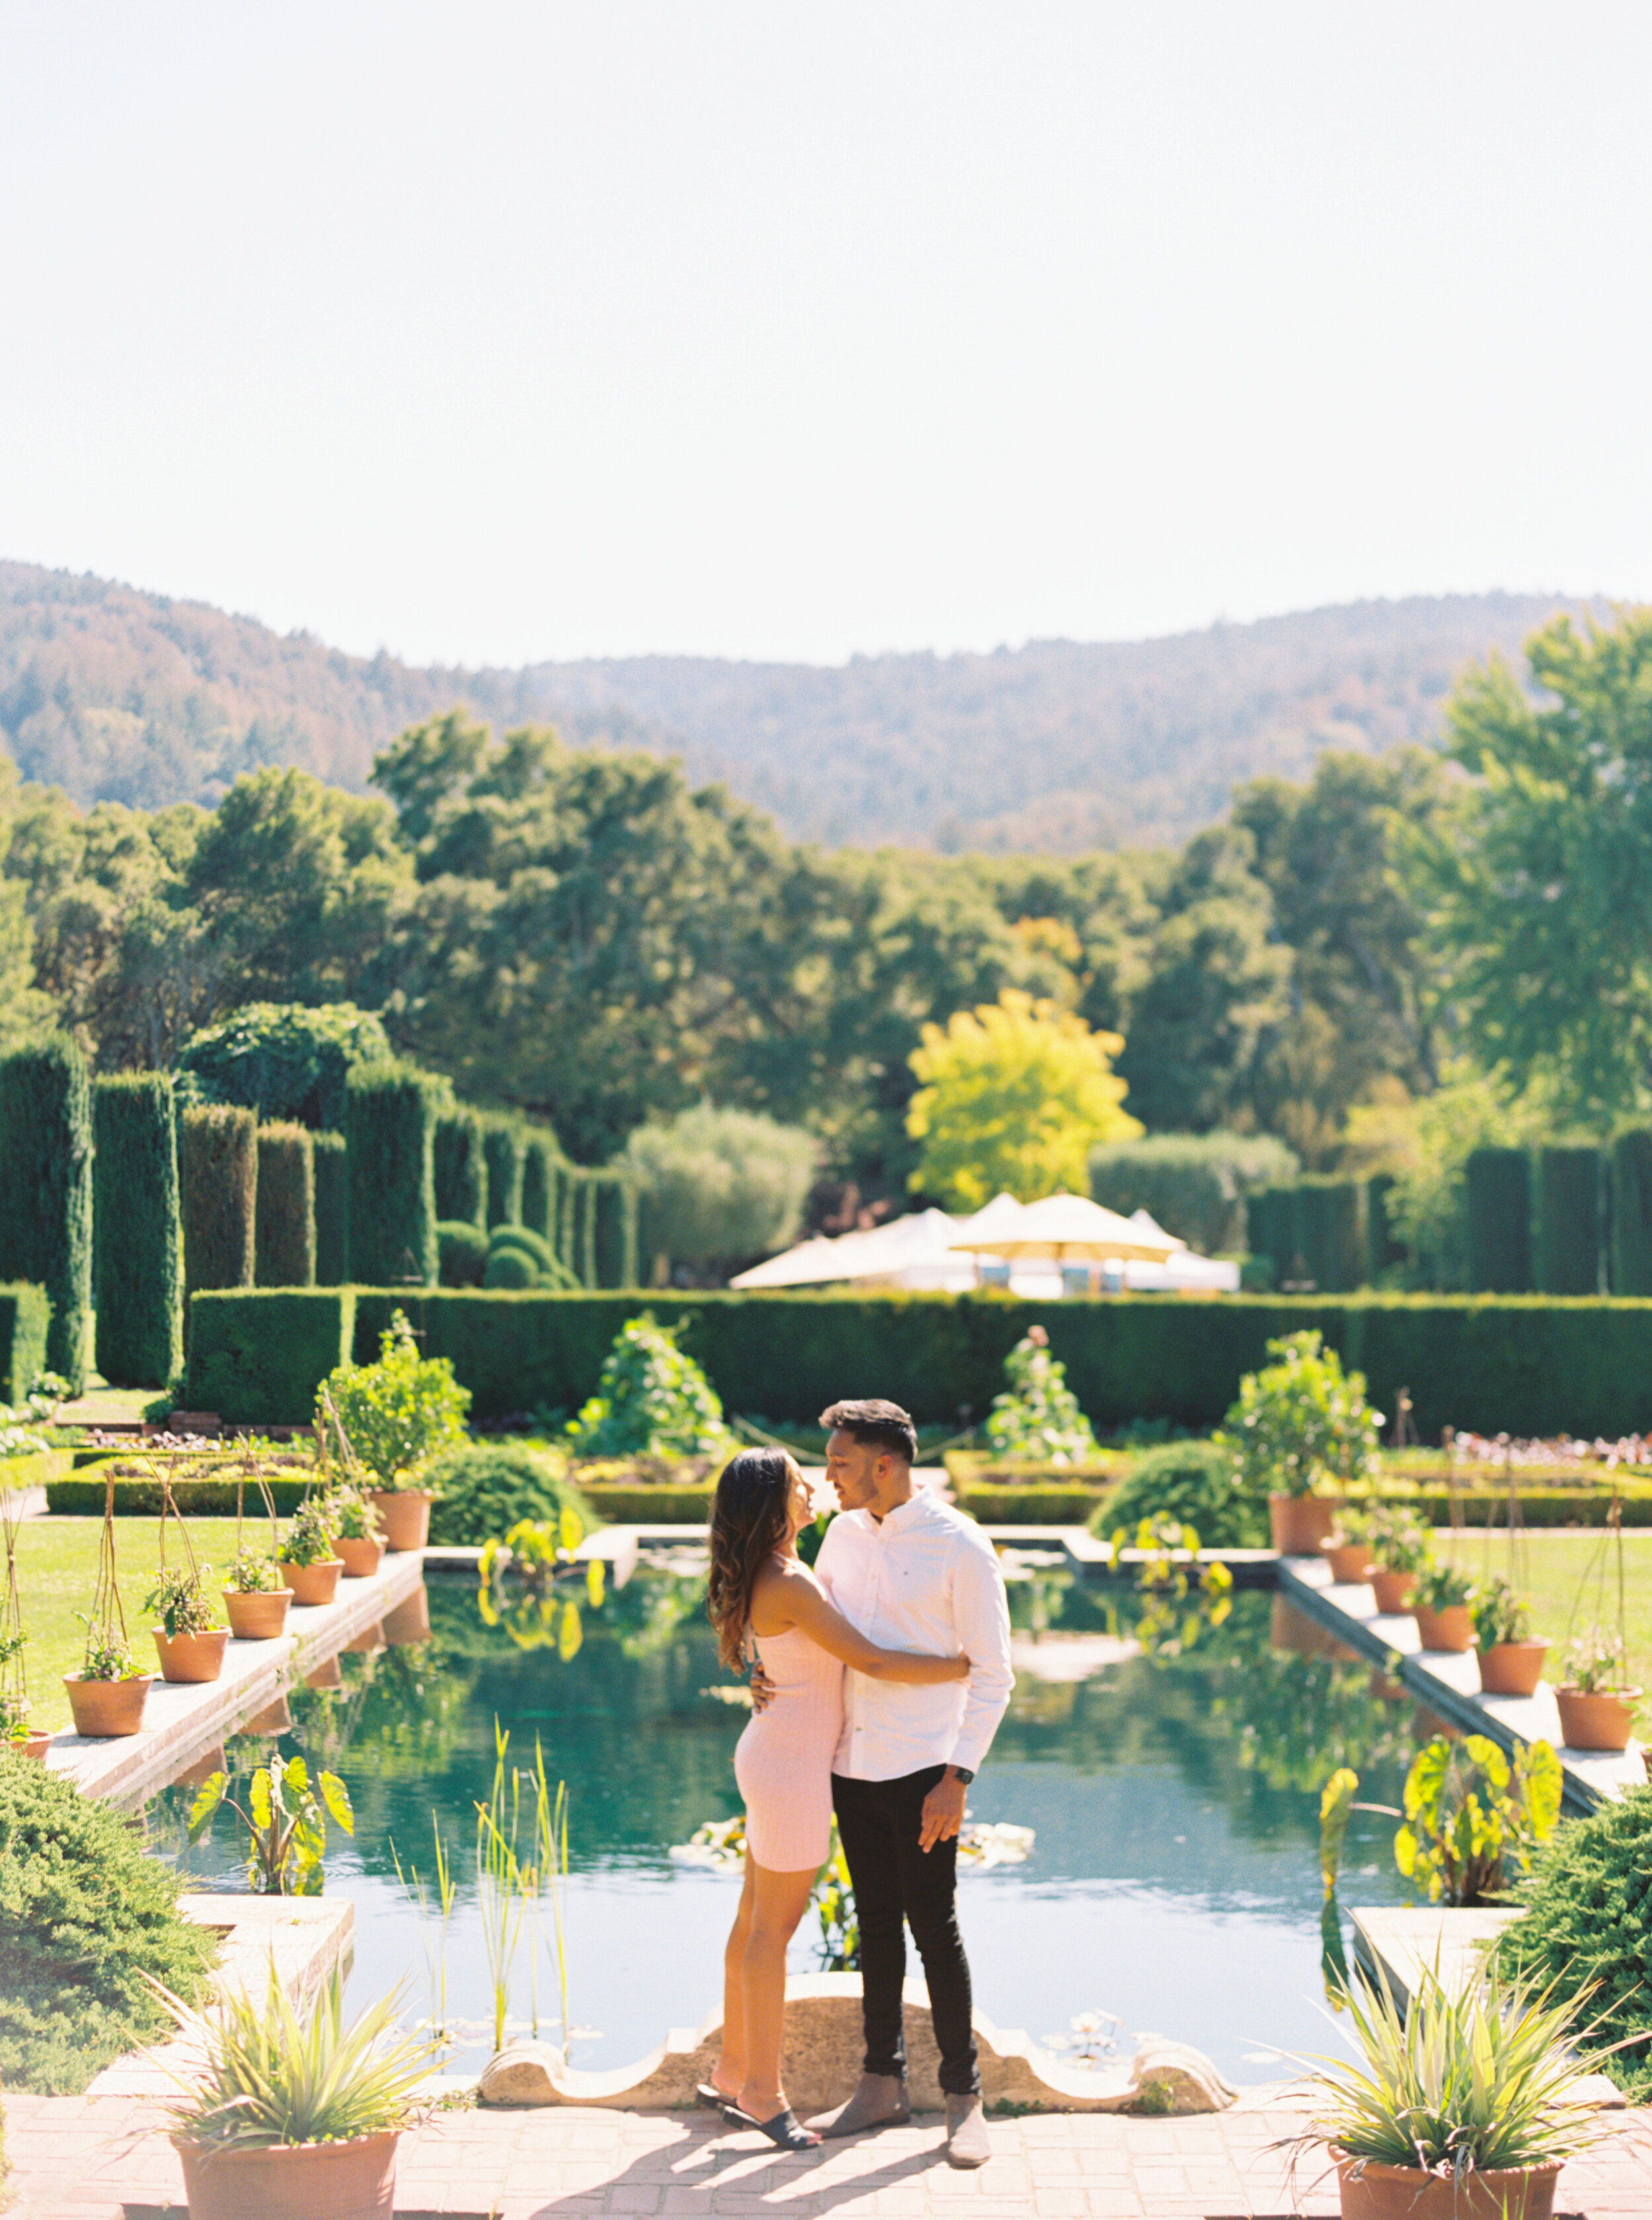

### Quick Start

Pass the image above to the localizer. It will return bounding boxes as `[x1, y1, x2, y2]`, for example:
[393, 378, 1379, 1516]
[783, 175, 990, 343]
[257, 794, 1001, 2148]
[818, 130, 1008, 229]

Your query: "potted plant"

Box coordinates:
[317, 1315, 468, 1555]
[1554, 1626, 1642, 1752]
[1473, 1573, 1549, 1697]
[1359, 1505, 1427, 1615]
[147, 1564, 229, 1684]
[159, 1965, 437, 2220]
[64, 1485, 153, 1737]
[330, 1485, 386, 1579]
[223, 1546, 293, 1640]
[1325, 1506, 1376, 1586]
[278, 1497, 344, 1608]
[1217, 1330, 1380, 1557]
[367, 1465, 435, 1555]
[1412, 1561, 1477, 1653]
[1291, 1956, 1616, 2219]
[0, 1506, 50, 1758]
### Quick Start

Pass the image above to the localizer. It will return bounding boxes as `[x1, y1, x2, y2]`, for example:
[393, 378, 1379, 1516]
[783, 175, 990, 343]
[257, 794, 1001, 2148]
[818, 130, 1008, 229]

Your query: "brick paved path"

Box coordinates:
[6, 2094, 1650, 2217]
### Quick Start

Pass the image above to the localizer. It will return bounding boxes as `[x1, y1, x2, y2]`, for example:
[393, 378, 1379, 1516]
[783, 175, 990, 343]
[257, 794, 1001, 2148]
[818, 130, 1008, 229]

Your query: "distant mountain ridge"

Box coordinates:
[0, 560, 1583, 849]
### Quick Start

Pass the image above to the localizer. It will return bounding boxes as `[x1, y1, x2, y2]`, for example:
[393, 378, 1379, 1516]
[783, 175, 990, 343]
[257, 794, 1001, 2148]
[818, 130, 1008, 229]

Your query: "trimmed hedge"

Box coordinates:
[594, 1171, 640, 1289]
[0, 1039, 93, 1390]
[1247, 1185, 1300, 1286]
[0, 1286, 50, 1407]
[1536, 1144, 1604, 1296]
[312, 1130, 348, 1285]
[1612, 1130, 1652, 1296]
[435, 1110, 488, 1229]
[954, 1481, 1113, 1524]
[521, 1132, 558, 1240]
[580, 1481, 714, 1524]
[438, 1220, 489, 1286]
[1467, 1147, 1532, 1293]
[48, 1473, 311, 1516]
[186, 1287, 355, 1424]
[346, 1062, 439, 1286]
[1367, 1171, 1406, 1280]
[424, 1441, 593, 1545]
[1297, 1177, 1367, 1292]
[180, 1104, 257, 1298]
[482, 1117, 524, 1229]
[93, 1073, 182, 1388]
[254, 1122, 316, 1288]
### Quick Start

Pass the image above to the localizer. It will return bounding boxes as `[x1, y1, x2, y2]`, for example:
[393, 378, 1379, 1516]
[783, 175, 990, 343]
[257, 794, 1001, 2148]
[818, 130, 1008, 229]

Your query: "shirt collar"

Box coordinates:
[878, 1491, 928, 1535]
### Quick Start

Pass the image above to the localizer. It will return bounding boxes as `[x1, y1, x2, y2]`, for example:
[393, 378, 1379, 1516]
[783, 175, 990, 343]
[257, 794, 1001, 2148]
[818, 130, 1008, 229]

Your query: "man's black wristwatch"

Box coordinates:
[950, 1765, 976, 1784]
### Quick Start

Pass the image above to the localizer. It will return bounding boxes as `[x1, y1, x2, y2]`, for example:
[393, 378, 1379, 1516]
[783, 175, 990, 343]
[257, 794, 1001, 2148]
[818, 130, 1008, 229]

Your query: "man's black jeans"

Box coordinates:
[831, 1765, 979, 2096]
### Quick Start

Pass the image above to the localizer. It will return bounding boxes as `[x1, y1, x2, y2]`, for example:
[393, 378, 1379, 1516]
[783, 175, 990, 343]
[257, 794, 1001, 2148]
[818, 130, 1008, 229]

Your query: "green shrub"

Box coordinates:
[254, 1122, 315, 1288]
[186, 1288, 356, 1425]
[0, 1287, 50, 1409]
[321, 1308, 471, 1481]
[180, 1103, 257, 1298]
[1466, 1146, 1532, 1292]
[571, 1169, 597, 1286]
[0, 1760, 215, 2092]
[1095, 1439, 1267, 1547]
[1535, 1144, 1604, 1296]
[425, 1442, 593, 1545]
[1089, 1130, 1298, 1258]
[483, 1224, 578, 1291]
[483, 1245, 535, 1289]
[520, 1130, 559, 1240]
[345, 1061, 439, 1286]
[983, 1326, 1098, 1464]
[176, 1002, 391, 1130]
[1296, 1177, 1368, 1292]
[1612, 1130, 1652, 1296]
[438, 1220, 489, 1286]
[481, 1116, 524, 1229]
[93, 1072, 182, 1388]
[434, 1109, 487, 1229]
[622, 1103, 815, 1275]
[593, 1169, 640, 1288]
[1366, 1171, 1406, 1280]
[0, 1037, 93, 1390]
[567, 1313, 732, 1458]
[1495, 1783, 1652, 2100]
[1219, 1328, 1380, 1500]
[1246, 1184, 1301, 1285]
[311, 1130, 348, 1285]
[48, 1471, 311, 1516]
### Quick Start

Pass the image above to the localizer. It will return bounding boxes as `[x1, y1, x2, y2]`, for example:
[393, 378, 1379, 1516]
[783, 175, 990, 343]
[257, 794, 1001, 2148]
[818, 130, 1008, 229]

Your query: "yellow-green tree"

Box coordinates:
[905, 989, 1141, 1209]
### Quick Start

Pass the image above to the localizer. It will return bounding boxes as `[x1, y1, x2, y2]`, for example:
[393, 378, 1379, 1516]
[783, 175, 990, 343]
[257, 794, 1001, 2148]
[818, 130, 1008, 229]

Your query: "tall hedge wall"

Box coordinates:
[0, 1285, 50, 1406]
[93, 1073, 182, 1388]
[168, 1286, 1640, 1438]
[180, 1104, 257, 1300]
[187, 1288, 356, 1424]
[1366, 1172, 1406, 1280]
[1246, 1186, 1300, 1284]
[1535, 1144, 1604, 1296]
[311, 1131, 348, 1286]
[1466, 1146, 1532, 1292]
[521, 1132, 559, 1241]
[482, 1118, 524, 1230]
[0, 1038, 93, 1389]
[1612, 1129, 1652, 1296]
[435, 1110, 487, 1230]
[346, 1062, 439, 1286]
[1297, 1177, 1367, 1292]
[254, 1122, 316, 1287]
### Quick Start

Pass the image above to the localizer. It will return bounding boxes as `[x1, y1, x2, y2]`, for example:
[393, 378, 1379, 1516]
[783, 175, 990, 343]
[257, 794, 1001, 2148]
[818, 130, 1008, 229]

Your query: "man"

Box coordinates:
[806, 1396, 1014, 2168]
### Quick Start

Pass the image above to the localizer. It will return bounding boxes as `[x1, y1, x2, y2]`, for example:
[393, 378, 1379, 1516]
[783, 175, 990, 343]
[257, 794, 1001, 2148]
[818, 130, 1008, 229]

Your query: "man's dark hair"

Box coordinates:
[820, 1398, 918, 1466]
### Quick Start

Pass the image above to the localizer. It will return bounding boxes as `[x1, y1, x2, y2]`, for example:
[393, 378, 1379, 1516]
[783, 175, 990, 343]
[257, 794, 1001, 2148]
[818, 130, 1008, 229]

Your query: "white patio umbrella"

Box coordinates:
[947, 1191, 1183, 1265]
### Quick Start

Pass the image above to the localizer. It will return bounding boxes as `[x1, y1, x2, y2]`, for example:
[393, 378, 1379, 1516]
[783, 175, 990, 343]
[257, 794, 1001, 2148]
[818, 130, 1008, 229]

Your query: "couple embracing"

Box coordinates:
[702, 1398, 1014, 2166]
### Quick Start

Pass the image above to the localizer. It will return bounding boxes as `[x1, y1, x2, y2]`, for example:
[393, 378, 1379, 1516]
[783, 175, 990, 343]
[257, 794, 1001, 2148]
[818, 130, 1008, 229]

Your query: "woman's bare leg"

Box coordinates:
[737, 1860, 818, 2124]
[712, 1855, 757, 2099]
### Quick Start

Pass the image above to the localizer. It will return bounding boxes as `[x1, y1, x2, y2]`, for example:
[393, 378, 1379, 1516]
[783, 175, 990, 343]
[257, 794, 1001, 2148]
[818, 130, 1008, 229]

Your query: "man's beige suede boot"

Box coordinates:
[944, 2093, 990, 2168]
[807, 2073, 911, 2138]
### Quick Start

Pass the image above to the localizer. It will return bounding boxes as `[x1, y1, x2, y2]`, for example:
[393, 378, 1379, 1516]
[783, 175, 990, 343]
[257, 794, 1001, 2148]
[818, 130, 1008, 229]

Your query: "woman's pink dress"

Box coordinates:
[734, 1623, 845, 1871]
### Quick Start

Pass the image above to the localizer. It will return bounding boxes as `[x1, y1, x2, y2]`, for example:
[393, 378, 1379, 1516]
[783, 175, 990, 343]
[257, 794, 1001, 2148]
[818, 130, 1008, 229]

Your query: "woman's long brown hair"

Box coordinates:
[706, 1448, 794, 1670]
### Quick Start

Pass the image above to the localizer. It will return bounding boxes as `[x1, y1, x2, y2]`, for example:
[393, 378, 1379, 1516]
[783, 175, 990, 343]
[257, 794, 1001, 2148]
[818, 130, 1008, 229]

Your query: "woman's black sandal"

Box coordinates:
[696, 2082, 739, 2111]
[724, 2104, 820, 2151]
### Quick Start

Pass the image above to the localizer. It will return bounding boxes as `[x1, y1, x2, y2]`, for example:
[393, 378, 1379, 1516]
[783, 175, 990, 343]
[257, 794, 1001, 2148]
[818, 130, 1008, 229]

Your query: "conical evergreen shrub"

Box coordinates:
[93, 1072, 182, 1387]
[480, 1116, 524, 1229]
[180, 1105, 257, 1299]
[0, 1037, 93, 1389]
[254, 1122, 316, 1287]
[311, 1131, 348, 1286]
[434, 1109, 487, 1229]
[346, 1061, 439, 1286]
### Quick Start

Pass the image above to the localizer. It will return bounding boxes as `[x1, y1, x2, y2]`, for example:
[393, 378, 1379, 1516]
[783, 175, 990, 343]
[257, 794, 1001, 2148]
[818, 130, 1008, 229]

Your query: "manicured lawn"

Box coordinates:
[11, 1517, 246, 1730]
[1439, 1526, 1652, 1724]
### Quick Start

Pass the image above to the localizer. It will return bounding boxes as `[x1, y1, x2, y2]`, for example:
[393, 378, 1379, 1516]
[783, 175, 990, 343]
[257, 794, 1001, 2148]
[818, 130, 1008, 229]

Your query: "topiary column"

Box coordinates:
[255, 1122, 317, 1287]
[521, 1130, 560, 1239]
[346, 1061, 439, 1286]
[1296, 1177, 1367, 1292]
[0, 1037, 93, 1390]
[93, 1072, 182, 1388]
[1466, 1146, 1533, 1293]
[593, 1170, 640, 1288]
[480, 1117, 524, 1228]
[1610, 1129, 1652, 1295]
[311, 1131, 348, 1286]
[180, 1105, 258, 1301]
[1535, 1144, 1605, 1295]
[434, 1109, 488, 1229]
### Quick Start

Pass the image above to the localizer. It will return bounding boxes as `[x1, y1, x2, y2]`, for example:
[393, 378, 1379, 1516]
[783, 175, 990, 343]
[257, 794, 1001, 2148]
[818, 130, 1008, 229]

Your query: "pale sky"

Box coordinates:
[1, 2, 1647, 669]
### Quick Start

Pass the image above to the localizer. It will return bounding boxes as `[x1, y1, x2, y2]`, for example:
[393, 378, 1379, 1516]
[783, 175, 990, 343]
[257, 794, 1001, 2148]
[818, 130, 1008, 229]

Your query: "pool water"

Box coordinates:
[147, 1563, 1423, 2085]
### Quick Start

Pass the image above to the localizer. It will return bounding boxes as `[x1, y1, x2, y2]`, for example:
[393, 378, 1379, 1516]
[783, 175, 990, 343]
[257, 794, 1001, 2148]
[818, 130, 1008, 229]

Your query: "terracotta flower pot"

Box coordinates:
[153, 1625, 230, 1684]
[1326, 1542, 1374, 1584]
[1269, 1493, 1336, 1555]
[224, 1586, 293, 1640]
[238, 1693, 293, 1736]
[281, 1559, 344, 1606]
[382, 1584, 432, 1646]
[1477, 1640, 1548, 1697]
[1413, 1604, 1475, 1654]
[1370, 1569, 1417, 1615]
[370, 1490, 433, 1552]
[174, 2127, 399, 2220]
[1335, 2151, 1559, 2220]
[1555, 1685, 1641, 1752]
[63, 1672, 152, 1738]
[337, 1534, 385, 1579]
[6, 1728, 54, 1761]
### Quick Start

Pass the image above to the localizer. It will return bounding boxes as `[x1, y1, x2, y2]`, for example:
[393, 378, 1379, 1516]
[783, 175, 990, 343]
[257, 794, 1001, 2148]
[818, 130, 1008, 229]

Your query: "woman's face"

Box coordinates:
[784, 1458, 813, 1540]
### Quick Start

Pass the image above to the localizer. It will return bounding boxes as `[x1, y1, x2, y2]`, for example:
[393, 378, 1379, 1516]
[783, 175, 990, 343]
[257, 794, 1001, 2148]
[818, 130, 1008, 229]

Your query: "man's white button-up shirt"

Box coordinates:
[814, 1489, 1014, 1782]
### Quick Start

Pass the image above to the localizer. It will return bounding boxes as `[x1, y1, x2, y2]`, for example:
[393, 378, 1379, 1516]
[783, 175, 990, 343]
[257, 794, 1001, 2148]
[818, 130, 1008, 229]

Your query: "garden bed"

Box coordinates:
[944, 1452, 1117, 1526]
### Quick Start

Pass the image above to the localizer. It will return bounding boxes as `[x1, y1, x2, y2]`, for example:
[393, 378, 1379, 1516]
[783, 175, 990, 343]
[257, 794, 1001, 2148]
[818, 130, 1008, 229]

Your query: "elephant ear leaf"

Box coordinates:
[1318, 1767, 1358, 1898]
[187, 1771, 226, 1841]
[1522, 1741, 1563, 1839]
[319, 1770, 354, 1835]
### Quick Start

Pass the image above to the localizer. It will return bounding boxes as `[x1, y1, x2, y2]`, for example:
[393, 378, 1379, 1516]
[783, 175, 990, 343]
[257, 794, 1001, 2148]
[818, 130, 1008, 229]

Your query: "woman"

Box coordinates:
[702, 1446, 969, 2151]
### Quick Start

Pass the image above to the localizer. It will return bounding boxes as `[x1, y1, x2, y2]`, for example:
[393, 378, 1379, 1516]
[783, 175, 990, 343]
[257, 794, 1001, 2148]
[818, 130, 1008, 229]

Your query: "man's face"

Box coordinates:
[825, 1426, 883, 1512]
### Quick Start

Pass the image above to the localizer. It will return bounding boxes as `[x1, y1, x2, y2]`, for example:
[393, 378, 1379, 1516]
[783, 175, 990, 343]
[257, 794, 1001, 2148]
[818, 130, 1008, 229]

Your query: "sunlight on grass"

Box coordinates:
[1440, 1527, 1652, 1720]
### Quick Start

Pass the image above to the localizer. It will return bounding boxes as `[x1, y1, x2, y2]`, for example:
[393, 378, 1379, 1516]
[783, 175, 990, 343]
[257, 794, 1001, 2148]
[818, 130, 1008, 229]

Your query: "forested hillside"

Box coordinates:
[0, 561, 1575, 848]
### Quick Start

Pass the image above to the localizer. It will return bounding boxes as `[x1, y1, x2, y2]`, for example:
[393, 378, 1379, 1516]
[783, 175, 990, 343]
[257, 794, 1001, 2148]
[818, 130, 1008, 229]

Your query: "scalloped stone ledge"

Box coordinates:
[478, 1972, 1237, 2115]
